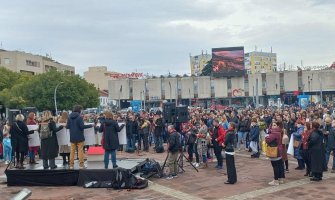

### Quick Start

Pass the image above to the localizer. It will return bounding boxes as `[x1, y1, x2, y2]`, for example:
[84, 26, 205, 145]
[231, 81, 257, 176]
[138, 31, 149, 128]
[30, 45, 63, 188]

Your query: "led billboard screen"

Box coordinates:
[212, 46, 245, 77]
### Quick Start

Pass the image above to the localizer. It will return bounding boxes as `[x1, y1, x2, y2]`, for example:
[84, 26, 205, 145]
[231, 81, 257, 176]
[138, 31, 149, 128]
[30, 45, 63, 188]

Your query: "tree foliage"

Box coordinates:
[0, 68, 99, 110]
[200, 60, 212, 76]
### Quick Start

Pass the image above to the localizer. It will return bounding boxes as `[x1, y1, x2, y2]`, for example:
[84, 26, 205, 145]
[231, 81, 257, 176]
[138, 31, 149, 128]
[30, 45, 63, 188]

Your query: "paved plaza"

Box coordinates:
[1, 148, 335, 200]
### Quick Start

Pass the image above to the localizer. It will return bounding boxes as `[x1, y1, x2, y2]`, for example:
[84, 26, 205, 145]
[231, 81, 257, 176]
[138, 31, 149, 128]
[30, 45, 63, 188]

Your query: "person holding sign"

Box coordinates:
[26, 112, 40, 165]
[58, 112, 70, 166]
[99, 111, 125, 169]
[66, 105, 93, 169]
[39, 111, 63, 169]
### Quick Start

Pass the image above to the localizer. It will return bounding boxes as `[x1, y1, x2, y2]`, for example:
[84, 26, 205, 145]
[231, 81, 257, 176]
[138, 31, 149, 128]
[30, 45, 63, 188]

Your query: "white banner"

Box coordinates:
[27, 125, 40, 147]
[84, 124, 95, 145]
[287, 134, 294, 155]
[56, 123, 70, 146]
[118, 123, 127, 145]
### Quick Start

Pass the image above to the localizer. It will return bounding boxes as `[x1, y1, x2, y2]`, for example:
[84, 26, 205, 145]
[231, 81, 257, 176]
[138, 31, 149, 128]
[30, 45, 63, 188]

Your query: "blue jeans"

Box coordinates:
[325, 148, 335, 170]
[237, 132, 248, 149]
[154, 136, 163, 148]
[4, 145, 12, 161]
[126, 136, 134, 151]
[104, 150, 116, 169]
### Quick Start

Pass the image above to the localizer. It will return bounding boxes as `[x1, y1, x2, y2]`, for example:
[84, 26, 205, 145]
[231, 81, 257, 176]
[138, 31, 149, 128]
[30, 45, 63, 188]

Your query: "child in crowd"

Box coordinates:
[3, 132, 12, 164]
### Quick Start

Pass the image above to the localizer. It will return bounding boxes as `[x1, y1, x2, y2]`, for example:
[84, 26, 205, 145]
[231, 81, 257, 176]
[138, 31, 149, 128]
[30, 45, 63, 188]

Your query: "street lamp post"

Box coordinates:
[118, 85, 122, 111]
[168, 81, 172, 103]
[319, 74, 323, 105]
[143, 90, 146, 111]
[54, 82, 64, 116]
[189, 88, 191, 107]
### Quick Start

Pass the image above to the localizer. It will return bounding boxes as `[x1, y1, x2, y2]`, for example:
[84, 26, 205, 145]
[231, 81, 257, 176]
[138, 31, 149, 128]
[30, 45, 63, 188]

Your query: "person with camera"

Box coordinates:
[166, 125, 181, 180]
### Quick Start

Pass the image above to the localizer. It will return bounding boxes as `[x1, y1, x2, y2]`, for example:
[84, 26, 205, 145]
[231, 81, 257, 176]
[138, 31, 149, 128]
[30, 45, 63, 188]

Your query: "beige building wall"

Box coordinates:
[181, 77, 194, 99]
[147, 79, 162, 100]
[248, 73, 263, 96]
[84, 66, 110, 90]
[214, 78, 228, 98]
[302, 71, 320, 92]
[163, 78, 178, 100]
[197, 76, 211, 98]
[132, 79, 146, 100]
[231, 77, 245, 97]
[0, 50, 74, 75]
[108, 79, 130, 100]
[266, 72, 280, 95]
[284, 71, 298, 91]
[320, 70, 335, 91]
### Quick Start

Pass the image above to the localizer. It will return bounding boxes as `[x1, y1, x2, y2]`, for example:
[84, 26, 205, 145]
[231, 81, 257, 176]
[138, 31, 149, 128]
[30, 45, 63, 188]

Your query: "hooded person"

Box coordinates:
[66, 105, 93, 169]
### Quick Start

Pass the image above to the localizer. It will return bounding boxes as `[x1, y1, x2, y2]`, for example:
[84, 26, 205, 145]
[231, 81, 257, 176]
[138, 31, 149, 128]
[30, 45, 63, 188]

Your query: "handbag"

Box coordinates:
[293, 140, 300, 148]
[282, 134, 289, 145]
[266, 145, 278, 158]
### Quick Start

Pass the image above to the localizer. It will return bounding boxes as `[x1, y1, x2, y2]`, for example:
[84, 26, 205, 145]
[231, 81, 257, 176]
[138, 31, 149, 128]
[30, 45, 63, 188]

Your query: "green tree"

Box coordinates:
[200, 60, 212, 76]
[0, 69, 99, 110]
[0, 67, 23, 91]
[24, 70, 99, 111]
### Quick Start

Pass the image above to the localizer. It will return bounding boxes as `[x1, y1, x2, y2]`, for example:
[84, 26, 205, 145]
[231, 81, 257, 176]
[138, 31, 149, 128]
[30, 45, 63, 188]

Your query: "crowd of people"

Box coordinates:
[0, 103, 335, 186]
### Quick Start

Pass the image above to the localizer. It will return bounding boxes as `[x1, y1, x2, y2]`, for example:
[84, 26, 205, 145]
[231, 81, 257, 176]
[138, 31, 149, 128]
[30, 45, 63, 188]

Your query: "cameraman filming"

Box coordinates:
[166, 125, 181, 180]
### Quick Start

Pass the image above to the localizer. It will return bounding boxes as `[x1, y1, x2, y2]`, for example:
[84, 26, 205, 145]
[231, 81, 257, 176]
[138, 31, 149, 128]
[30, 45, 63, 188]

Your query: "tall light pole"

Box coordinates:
[168, 81, 172, 103]
[318, 74, 323, 105]
[143, 90, 146, 111]
[189, 88, 191, 107]
[118, 85, 122, 110]
[54, 82, 64, 116]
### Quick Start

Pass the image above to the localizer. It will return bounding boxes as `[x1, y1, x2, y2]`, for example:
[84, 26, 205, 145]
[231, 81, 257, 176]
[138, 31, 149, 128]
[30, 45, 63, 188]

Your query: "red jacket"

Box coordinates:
[216, 125, 226, 146]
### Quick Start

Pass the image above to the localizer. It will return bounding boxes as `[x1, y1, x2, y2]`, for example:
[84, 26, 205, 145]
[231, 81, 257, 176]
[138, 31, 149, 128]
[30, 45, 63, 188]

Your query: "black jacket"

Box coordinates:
[308, 129, 324, 173]
[66, 112, 92, 143]
[100, 119, 124, 151]
[10, 121, 34, 153]
[168, 131, 181, 153]
[224, 130, 235, 153]
[40, 120, 63, 159]
[327, 127, 335, 150]
[126, 120, 138, 138]
[154, 118, 164, 137]
[238, 118, 251, 132]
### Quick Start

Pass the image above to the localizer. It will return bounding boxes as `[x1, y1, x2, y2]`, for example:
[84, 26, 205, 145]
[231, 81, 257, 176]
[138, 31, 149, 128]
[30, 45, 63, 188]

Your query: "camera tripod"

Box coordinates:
[161, 150, 198, 175]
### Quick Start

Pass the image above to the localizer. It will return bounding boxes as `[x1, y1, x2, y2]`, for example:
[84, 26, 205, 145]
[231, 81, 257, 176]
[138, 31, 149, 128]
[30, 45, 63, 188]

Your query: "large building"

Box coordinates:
[83, 66, 120, 90]
[0, 49, 75, 75]
[108, 69, 335, 109]
[190, 52, 212, 76]
[245, 51, 277, 74]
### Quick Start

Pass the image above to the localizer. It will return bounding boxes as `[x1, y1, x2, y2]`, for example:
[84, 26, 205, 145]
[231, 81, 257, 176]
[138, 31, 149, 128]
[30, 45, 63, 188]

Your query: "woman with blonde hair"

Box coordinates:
[10, 114, 34, 169]
[39, 111, 63, 169]
[58, 112, 70, 166]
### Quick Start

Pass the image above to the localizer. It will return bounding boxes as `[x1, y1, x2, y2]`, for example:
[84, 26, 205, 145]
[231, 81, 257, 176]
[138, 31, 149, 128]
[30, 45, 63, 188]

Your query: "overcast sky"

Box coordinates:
[0, 0, 334, 76]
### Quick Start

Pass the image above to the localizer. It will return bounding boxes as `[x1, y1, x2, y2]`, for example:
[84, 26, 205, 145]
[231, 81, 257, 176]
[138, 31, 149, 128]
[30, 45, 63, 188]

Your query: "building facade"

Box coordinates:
[108, 69, 335, 109]
[245, 51, 277, 74]
[83, 66, 119, 90]
[0, 49, 75, 75]
[190, 52, 212, 76]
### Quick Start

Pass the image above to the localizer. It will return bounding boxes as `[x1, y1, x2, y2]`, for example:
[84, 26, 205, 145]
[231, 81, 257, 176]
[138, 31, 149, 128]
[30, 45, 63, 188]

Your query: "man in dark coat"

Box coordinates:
[325, 120, 335, 173]
[308, 122, 324, 181]
[100, 112, 125, 169]
[125, 114, 138, 152]
[154, 114, 164, 149]
[66, 105, 93, 169]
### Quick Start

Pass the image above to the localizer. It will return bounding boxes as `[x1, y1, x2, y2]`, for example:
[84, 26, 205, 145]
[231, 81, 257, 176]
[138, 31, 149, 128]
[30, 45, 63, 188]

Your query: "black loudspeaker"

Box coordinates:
[8, 109, 21, 126]
[163, 102, 176, 123]
[21, 107, 38, 122]
[176, 106, 188, 123]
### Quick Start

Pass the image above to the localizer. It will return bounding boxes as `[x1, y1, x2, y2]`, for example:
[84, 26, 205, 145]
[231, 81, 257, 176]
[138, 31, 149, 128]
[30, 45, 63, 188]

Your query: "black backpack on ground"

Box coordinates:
[155, 146, 164, 153]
